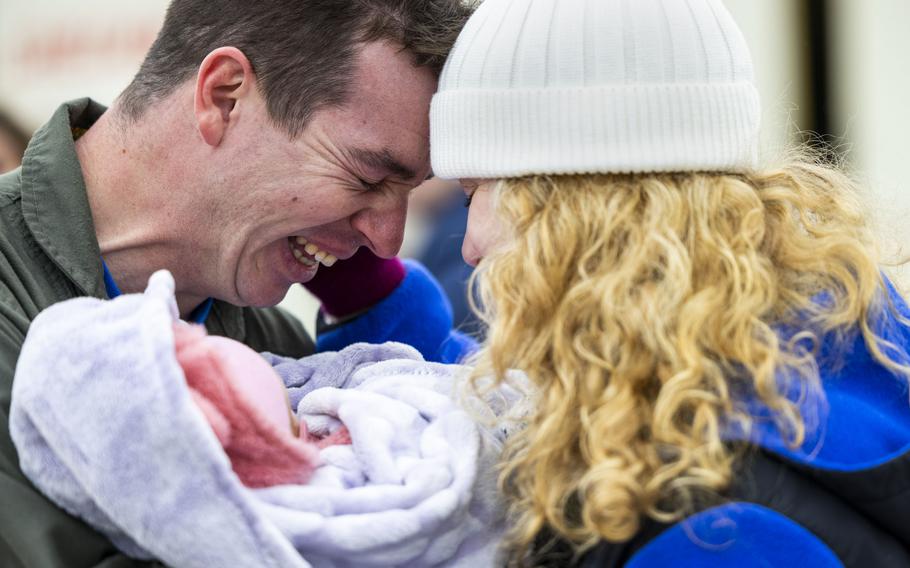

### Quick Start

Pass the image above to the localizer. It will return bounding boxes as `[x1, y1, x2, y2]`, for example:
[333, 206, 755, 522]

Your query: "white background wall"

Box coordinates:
[724, 0, 809, 155]
[830, 0, 910, 278]
[0, 0, 169, 127]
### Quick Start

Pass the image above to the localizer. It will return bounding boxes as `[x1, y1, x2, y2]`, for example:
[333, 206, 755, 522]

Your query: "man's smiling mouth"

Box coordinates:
[288, 236, 337, 267]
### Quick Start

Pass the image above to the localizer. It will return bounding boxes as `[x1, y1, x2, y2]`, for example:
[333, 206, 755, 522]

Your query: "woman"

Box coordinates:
[430, 0, 910, 566]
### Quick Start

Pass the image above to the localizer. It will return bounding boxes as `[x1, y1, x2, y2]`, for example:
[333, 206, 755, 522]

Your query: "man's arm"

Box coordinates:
[302, 248, 476, 362]
[0, 302, 162, 568]
[314, 260, 477, 363]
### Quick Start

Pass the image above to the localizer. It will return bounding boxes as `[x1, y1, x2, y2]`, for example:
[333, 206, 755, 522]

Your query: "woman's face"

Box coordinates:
[460, 179, 506, 266]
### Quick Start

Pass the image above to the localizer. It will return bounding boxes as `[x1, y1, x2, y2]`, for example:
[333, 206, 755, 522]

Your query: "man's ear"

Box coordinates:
[194, 47, 255, 147]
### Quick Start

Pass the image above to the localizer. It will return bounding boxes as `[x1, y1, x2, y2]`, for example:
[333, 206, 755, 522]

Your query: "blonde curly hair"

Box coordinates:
[467, 156, 910, 562]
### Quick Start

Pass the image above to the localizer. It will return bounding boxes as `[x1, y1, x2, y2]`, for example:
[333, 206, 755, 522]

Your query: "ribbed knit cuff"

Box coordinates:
[430, 82, 760, 179]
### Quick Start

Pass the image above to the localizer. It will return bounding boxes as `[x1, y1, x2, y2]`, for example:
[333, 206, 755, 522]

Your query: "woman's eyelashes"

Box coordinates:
[461, 180, 481, 207]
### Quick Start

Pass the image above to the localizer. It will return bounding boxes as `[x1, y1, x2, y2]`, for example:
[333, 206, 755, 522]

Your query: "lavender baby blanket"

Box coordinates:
[10, 271, 505, 567]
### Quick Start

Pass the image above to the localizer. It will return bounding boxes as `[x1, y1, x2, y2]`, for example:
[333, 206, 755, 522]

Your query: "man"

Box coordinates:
[0, 0, 473, 565]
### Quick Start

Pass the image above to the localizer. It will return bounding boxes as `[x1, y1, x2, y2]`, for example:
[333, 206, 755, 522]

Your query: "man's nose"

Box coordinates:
[351, 194, 409, 258]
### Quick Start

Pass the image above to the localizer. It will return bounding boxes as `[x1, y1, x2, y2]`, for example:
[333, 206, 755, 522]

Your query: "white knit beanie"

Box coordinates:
[430, 0, 761, 179]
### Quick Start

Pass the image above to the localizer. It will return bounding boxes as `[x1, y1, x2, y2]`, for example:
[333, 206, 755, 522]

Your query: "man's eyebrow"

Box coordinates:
[350, 148, 417, 181]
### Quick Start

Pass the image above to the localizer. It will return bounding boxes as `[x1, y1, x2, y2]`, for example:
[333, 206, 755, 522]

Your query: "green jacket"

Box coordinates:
[0, 99, 315, 567]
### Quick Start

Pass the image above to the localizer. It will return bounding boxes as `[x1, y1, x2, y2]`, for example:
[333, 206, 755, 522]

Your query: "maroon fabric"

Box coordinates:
[303, 248, 406, 317]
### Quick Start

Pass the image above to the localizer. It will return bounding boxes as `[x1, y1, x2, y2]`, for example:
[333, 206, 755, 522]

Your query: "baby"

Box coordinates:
[173, 322, 350, 488]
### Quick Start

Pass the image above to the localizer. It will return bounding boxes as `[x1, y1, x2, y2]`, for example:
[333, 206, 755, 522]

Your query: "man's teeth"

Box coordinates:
[292, 237, 337, 267]
[292, 247, 317, 267]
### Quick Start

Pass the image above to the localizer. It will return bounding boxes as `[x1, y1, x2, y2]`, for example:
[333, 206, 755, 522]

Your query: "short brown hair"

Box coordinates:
[118, 0, 473, 137]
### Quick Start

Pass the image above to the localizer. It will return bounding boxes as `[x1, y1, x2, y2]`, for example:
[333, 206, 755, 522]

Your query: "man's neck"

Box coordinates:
[74, 102, 210, 317]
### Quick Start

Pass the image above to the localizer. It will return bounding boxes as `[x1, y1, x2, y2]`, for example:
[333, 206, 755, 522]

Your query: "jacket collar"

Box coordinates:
[20, 98, 107, 298]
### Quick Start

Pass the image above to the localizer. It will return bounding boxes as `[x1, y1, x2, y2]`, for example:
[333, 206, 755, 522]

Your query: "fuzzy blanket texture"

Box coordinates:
[10, 270, 505, 567]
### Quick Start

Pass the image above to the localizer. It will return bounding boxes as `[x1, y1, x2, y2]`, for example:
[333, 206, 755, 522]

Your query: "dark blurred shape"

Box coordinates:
[802, 0, 844, 162]
[0, 107, 31, 174]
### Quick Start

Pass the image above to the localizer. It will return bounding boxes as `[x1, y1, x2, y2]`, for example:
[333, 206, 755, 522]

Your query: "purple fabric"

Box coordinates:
[304, 248, 406, 317]
[10, 270, 506, 568]
[261, 343, 420, 409]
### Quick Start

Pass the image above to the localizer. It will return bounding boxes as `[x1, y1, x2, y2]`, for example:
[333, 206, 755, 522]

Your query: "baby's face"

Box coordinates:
[173, 323, 299, 437]
[460, 179, 507, 266]
[204, 334, 300, 436]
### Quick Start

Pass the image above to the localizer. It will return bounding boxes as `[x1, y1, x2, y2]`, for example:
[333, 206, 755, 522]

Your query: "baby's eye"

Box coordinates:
[464, 194, 474, 208]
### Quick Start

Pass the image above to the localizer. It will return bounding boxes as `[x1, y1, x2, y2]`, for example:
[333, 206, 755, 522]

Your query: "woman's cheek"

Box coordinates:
[462, 183, 506, 266]
[462, 227, 483, 266]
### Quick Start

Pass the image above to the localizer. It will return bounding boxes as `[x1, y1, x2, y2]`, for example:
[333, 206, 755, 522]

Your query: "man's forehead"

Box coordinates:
[313, 41, 435, 181]
[314, 98, 430, 181]
[346, 42, 437, 120]
[350, 148, 417, 181]
[352, 41, 435, 92]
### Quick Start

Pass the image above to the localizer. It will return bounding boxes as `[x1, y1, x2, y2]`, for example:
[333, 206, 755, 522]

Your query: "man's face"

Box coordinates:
[208, 42, 435, 307]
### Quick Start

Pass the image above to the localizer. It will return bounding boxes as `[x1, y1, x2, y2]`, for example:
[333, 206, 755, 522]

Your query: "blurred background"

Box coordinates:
[2, 0, 909, 336]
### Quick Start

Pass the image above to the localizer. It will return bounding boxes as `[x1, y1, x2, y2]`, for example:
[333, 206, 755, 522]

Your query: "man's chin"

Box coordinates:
[238, 265, 319, 307]
[297, 269, 319, 285]
[238, 286, 292, 309]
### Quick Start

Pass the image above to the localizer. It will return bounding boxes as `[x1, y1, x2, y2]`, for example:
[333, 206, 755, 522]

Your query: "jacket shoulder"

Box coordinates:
[239, 305, 314, 358]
